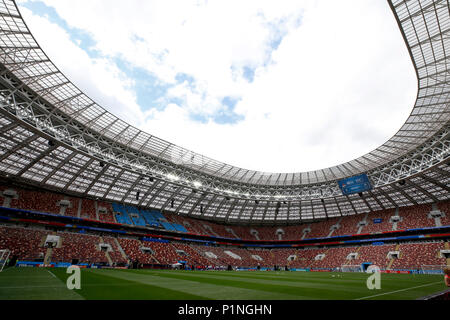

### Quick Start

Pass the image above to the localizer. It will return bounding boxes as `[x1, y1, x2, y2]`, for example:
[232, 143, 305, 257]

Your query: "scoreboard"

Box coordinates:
[338, 174, 372, 195]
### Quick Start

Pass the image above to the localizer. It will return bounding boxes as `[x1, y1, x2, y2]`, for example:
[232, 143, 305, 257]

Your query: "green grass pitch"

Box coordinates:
[0, 267, 446, 300]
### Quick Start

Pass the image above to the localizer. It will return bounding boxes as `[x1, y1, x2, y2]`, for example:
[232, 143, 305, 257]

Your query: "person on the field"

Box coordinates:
[444, 268, 450, 287]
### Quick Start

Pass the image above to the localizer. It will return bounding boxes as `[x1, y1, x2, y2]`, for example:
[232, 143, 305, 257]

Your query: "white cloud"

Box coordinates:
[17, 0, 417, 173]
[17, 3, 144, 126]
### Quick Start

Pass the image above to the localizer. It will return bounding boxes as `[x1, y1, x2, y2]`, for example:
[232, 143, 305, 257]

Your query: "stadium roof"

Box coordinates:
[0, 0, 448, 224]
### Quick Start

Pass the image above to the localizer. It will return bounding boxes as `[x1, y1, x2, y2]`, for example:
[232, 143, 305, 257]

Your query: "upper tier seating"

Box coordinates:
[63, 197, 80, 218]
[16, 189, 62, 215]
[363, 209, 395, 234]
[0, 184, 19, 207]
[306, 218, 341, 239]
[397, 204, 434, 230]
[437, 201, 450, 226]
[112, 203, 134, 225]
[168, 215, 209, 235]
[280, 226, 305, 241]
[96, 201, 116, 223]
[333, 214, 364, 236]
[1, 184, 449, 241]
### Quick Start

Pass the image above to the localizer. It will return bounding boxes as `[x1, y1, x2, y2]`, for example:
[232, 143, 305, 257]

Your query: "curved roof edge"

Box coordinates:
[0, 0, 447, 188]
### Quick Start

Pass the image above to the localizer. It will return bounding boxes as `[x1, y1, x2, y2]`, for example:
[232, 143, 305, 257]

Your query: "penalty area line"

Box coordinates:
[355, 281, 443, 300]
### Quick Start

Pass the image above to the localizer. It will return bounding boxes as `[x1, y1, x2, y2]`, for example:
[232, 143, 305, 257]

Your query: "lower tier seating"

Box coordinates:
[0, 224, 448, 271]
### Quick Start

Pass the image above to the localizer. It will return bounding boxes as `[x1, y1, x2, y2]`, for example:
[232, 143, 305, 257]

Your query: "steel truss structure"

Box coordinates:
[0, 0, 448, 224]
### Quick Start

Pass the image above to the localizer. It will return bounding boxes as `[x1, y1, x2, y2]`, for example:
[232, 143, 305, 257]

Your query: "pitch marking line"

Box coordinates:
[355, 281, 443, 300]
[47, 270, 57, 279]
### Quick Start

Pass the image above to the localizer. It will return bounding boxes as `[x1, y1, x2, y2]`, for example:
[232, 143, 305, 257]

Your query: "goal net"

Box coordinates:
[421, 265, 447, 275]
[341, 265, 362, 272]
[0, 249, 10, 272]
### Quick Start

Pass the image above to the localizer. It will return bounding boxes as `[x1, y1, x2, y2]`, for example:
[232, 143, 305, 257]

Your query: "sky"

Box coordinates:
[16, 0, 417, 173]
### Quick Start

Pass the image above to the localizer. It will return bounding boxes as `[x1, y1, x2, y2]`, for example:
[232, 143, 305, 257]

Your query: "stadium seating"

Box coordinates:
[272, 248, 298, 267]
[0, 225, 47, 261]
[77, 198, 95, 220]
[291, 248, 324, 268]
[253, 227, 278, 241]
[230, 225, 255, 240]
[390, 242, 446, 270]
[142, 240, 179, 265]
[333, 214, 363, 236]
[278, 226, 304, 241]
[16, 189, 62, 215]
[189, 244, 222, 265]
[230, 247, 261, 267]
[0, 185, 13, 207]
[364, 209, 395, 234]
[309, 247, 354, 269]
[1, 184, 450, 242]
[249, 249, 275, 267]
[101, 236, 128, 264]
[52, 231, 106, 264]
[171, 242, 212, 266]
[437, 201, 450, 226]
[112, 203, 134, 225]
[194, 220, 234, 238]
[0, 222, 448, 272]
[118, 237, 155, 264]
[351, 244, 396, 269]
[397, 204, 434, 230]
[196, 246, 245, 266]
[178, 216, 210, 236]
[62, 197, 79, 218]
[306, 218, 341, 239]
[97, 201, 116, 223]
[140, 210, 161, 228]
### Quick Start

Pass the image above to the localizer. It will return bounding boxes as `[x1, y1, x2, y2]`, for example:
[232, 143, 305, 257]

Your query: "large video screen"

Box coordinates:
[338, 174, 372, 195]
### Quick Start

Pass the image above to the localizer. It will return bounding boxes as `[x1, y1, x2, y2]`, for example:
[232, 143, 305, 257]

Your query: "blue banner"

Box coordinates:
[338, 174, 372, 195]
[141, 237, 170, 243]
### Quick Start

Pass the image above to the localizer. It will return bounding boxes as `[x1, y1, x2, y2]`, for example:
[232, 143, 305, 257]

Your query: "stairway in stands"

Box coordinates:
[192, 245, 217, 266]
[387, 244, 400, 270]
[99, 237, 113, 266]
[445, 242, 450, 267]
[226, 227, 240, 239]
[357, 214, 370, 234]
[114, 238, 130, 264]
[44, 247, 53, 265]
[343, 246, 362, 267]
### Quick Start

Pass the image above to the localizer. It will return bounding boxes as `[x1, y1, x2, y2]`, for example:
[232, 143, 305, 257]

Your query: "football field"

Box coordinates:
[0, 267, 445, 300]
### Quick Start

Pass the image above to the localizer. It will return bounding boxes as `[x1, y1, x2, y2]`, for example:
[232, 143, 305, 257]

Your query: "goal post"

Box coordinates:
[341, 265, 363, 272]
[0, 249, 11, 272]
[420, 265, 447, 275]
